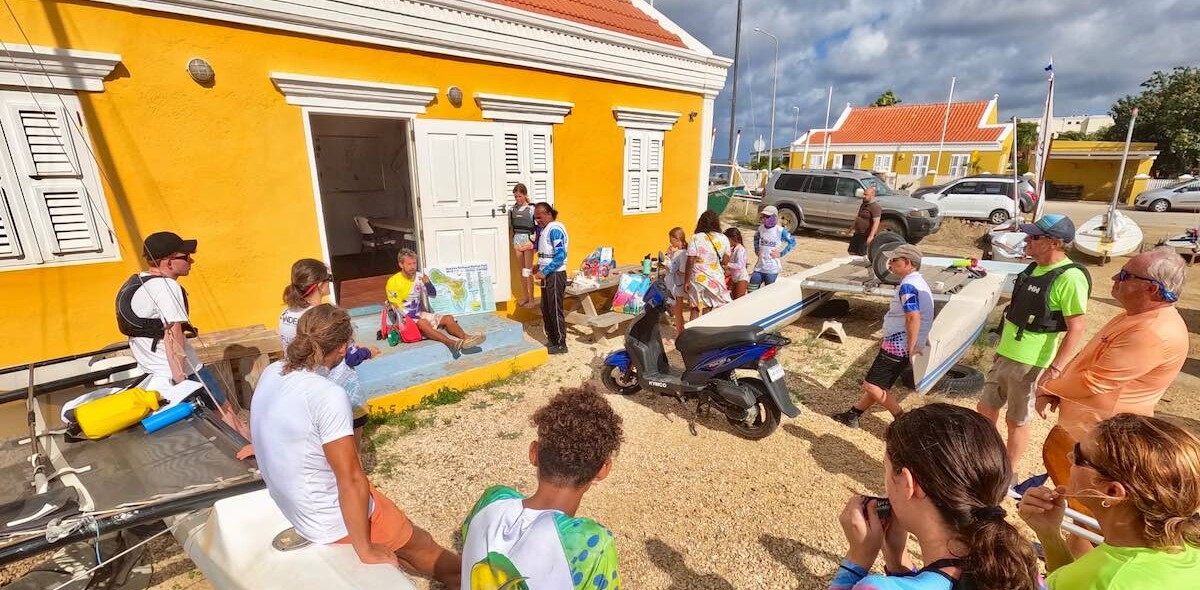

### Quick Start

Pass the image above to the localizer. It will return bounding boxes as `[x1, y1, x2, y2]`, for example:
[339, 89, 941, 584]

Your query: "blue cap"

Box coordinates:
[1019, 214, 1075, 243]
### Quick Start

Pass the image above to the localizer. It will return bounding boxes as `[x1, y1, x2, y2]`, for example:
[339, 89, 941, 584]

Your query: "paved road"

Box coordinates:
[1042, 200, 1199, 236]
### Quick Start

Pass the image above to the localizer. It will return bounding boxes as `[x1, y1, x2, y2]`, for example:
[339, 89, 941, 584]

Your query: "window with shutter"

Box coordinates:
[501, 124, 554, 204]
[0, 89, 117, 270]
[622, 129, 664, 214]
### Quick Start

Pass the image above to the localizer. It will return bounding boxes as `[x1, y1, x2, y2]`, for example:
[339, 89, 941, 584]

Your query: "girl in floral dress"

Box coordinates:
[685, 209, 732, 318]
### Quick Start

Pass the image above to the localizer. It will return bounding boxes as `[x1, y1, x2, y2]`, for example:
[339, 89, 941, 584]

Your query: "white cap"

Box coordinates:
[761, 205, 779, 216]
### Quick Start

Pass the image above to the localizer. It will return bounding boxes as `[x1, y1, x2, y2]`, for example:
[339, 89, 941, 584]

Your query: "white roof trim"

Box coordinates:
[1050, 151, 1159, 160]
[474, 93, 573, 124]
[613, 106, 681, 131]
[792, 142, 1005, 153]
[270, 72, 437, 115]
[0, 43, 121, 92]
[86, 0, 731, 98]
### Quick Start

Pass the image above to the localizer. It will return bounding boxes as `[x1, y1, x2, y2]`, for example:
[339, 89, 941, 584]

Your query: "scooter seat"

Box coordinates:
[675, 325, 762, 355]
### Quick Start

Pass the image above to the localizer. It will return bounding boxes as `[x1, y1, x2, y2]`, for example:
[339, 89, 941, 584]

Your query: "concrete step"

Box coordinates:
[347, 307, 544, 410]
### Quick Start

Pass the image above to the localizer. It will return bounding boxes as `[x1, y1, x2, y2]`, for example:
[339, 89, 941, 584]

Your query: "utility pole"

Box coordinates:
[726, 0, 743, 165]
[754, 27, 779, 170]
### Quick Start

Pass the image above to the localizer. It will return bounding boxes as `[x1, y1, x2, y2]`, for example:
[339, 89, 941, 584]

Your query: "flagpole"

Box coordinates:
[1010, 117, 1021, 227]
[934, 76, 957, 182]
[821, 86, 833, 169]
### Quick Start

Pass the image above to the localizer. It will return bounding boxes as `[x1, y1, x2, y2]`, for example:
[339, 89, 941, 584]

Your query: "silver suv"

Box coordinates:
[762, 169, 942, 243]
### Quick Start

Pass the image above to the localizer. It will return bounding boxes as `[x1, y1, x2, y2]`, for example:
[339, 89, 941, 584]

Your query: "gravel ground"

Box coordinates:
[93, 220, 1200, 590]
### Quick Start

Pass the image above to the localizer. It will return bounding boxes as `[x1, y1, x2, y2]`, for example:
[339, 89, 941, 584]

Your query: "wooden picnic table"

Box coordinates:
[559, 263, 643, 341]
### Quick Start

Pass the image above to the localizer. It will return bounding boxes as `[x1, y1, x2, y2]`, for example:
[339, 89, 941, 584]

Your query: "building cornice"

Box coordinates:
[85, 0, 731, 98]
[270, 72, 438, 114]
[474, 93, 573, 124]
[613, 106, 681, 131]
[0, 43, 121, 92]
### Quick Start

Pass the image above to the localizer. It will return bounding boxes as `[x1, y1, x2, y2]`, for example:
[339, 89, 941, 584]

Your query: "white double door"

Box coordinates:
[412, 119, 511, 303]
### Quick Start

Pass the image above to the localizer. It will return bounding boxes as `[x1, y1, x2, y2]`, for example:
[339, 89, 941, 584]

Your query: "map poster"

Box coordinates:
[426, 262, 495, 317]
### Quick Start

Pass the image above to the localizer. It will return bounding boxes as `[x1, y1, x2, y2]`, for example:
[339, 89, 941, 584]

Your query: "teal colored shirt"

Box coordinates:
[996, 257, 1089, 368]
[1048, 543, 1200, 589]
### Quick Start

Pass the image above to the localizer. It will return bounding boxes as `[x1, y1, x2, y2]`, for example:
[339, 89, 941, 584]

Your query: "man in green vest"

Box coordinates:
[977, 214, 1090, 473]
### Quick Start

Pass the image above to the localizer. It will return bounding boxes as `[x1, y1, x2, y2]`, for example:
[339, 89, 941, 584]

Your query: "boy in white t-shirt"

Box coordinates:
[460, 385, 624, 589]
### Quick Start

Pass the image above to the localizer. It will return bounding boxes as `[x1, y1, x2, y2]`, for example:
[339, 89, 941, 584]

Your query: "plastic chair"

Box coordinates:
[354, 216, 397, 253]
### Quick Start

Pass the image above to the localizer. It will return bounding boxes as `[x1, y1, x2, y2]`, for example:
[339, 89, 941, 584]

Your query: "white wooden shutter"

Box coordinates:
[623, 131, 644, 213]
[14, 107, 80, 178]
[502, 125, 555, 204]
[0, 90, 115, 266]
[645, 134, 663, 211]
[0, 186, 23, 260]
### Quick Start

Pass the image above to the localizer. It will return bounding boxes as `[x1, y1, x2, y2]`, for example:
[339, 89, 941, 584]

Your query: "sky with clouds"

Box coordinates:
[652, 0, 1198, 162]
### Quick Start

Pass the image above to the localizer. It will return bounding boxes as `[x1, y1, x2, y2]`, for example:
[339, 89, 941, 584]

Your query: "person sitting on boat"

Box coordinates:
[1018, 413, 1200, 589]
[280, 258, 379, 446]
[749, 205, 795, 292]
[977, 214, 1090, 473]
[114, 231, 248, 439]
[1035, 246, 1187, 552]
[831, 244, 933, 429]
[460, 384, 624, 589]
[385, 249, 485, 352]
[251, 304, 460, 585]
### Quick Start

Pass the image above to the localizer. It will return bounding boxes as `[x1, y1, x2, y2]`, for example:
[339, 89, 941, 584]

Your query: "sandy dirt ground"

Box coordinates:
[24, 217, 1199, 590]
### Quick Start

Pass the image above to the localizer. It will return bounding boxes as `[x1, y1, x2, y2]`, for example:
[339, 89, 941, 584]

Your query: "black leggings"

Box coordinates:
[541, 270, 567, 346]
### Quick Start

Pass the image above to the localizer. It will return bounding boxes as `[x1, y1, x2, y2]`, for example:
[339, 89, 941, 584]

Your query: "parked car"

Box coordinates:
[913, 175, 1037, 225]
[1134, 178, 1200, 212]
[762, 169, 941, 243]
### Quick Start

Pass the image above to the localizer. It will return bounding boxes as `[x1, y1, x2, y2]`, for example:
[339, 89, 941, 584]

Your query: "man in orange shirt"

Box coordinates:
[1037, 246, 1189, 491]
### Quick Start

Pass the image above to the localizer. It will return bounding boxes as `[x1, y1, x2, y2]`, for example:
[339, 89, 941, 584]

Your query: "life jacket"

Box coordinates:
[1003, 262, 1091, 340]
[115, 274, 198, 351]
[510, 204, 535, 234]
[537, 221, 569, 272]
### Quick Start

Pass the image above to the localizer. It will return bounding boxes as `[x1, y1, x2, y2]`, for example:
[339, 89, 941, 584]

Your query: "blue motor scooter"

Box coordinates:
[599, 281, 799, 439]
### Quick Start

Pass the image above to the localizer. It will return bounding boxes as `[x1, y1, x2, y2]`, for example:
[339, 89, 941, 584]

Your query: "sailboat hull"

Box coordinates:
[1074, 210, 1143, 258]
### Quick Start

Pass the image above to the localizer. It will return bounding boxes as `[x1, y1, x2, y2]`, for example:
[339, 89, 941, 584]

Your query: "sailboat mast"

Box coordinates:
[1108, 107, 1139, 240]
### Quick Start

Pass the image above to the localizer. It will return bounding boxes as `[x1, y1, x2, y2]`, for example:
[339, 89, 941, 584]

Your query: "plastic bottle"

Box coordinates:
[141, 401, 197, 434]
[642, 255, 651, 275]
[75, 388, 161, 439]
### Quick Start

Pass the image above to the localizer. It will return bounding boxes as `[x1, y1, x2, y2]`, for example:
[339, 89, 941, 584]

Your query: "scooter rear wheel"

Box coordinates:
[600, 364, 641, 395]
[726, 377, 781, 440]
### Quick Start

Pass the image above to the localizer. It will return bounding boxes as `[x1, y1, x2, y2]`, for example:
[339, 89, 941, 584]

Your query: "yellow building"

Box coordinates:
[0, 0, 730, 366]
[1045, 141, 1159, 203]
[790, 97, 1014, 189]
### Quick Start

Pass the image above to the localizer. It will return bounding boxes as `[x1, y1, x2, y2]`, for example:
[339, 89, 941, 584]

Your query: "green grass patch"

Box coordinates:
[365, 368, 533, 441]
[497, 431, 521, 440]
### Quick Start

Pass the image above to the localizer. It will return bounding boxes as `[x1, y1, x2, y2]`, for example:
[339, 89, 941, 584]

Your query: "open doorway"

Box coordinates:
[309, 114, 417, 309]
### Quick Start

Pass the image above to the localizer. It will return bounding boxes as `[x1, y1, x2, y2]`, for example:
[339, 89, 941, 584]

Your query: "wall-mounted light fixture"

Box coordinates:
[688, 111, 698, 122]
[447, 86, 464, 107]
[186, 58, 215, 85]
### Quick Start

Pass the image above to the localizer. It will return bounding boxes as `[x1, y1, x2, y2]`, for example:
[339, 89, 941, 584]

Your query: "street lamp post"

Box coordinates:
[754, 27, 778, 170]
[792, 106, 800, 141]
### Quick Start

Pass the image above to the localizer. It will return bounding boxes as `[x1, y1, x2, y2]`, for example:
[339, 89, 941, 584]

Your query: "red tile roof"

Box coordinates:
[483, 0, 687, 48]
[807, 100, 1006, 145]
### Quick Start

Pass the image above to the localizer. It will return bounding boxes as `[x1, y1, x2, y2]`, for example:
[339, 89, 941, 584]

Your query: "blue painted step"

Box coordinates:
[347, 307, 540, 401]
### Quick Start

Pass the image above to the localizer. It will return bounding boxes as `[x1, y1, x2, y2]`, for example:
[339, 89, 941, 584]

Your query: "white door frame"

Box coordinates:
[300, 106, 421, 304]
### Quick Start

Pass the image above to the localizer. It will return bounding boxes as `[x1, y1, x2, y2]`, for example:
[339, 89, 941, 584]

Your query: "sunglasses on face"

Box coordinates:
[1072, 442, 1112, 479]
[1116, 269, 1155, 284]
[1026, 234, 1054, 242]
[168, 255, 194, 263]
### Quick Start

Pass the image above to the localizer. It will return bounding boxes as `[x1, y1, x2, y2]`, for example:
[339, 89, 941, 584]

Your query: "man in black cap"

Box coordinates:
[976, 213, 1090, 473]
[115, 232, 243, 433]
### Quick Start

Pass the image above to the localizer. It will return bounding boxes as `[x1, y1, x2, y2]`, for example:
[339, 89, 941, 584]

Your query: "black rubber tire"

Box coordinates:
[599, 363, 641, 395]
[867, 231, 906, 263]
[988, 209, 1011, 225]
[725, 377, 781, 440]
[901, 364, 985, 396]
[809, 298, 851, 319]
[1019, 194, 1034, 213]
[777, 206, 802, 234]
[871, 239, 905, 284]
[877, 217, 908, 242]
[1149, 199, 1170, 213]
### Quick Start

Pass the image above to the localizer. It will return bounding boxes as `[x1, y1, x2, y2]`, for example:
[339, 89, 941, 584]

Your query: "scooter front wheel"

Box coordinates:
[600, 364, 641, 395]
[726, 378, 781, 440]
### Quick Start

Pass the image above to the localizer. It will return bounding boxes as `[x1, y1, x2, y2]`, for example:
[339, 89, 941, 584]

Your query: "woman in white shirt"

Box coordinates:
[251, 304, 460, 585]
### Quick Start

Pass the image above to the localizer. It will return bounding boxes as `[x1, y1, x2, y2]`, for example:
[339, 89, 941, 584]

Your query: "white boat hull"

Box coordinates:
[172, 489, 419, 590]
[1074, 210, 1143, 258]
[687, 256, 1009, 395]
